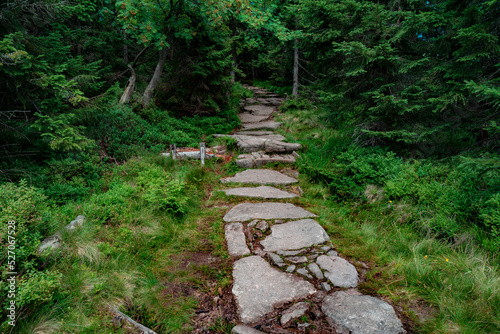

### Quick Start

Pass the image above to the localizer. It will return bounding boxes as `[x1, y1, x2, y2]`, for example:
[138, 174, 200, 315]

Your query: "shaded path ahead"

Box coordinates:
[219, 86, 406, 334]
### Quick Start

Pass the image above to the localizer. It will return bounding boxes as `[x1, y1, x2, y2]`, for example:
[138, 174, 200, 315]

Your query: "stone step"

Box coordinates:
[223, 186, 298, 199]
[316, 255, 359, 288]
[233, 256, 317, 324]
[242, 121, 281, 131]
[242, 105, 275, 117]
[223, 202, 317, 222]
[234, 131, 274, 136]
[214, 134, 300, 153]
[322, 291, 405, 334]
[221, 169, 297, 185]
[238, 113, 270, 124]
[260, 219, 330, 252]
[225, 223, 251, 257]
[236, 152, 296, 168]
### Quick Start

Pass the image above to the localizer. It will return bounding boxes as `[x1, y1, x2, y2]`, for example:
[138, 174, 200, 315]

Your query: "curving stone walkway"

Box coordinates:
[223, 85, 405, 334]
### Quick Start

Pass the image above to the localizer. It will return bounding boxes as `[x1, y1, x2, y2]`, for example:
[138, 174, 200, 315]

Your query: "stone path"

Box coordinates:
[223, 85, 405, 333]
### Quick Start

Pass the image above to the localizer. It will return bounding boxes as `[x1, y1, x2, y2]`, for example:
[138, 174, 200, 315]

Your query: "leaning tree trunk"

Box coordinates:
[141, 48, 168, 107]
[292, 38, 299, 97]
[119, 65, 136, 104]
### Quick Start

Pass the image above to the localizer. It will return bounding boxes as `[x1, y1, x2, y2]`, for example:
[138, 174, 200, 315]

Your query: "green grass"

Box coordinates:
[275, 103, 500, 333]
[0, 154, 235, 333]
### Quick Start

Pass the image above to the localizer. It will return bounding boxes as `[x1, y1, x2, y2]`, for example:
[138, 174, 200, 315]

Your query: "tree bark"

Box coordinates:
[142, 48, 168, 107]
[123, 31, 129, 64]
[292, 38, 299, 97]
[119, 65, 136, 105]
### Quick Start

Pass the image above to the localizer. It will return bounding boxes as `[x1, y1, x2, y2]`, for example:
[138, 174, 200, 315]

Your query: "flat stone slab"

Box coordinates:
[223, 203, 316, 222]
[221, 169, 297, 185]
[261, 219, 329, 252]
[223, 186, 298, 199]
[233, 256, 316, 324]
[225, 223, 251, 257]
[322, 291, 405, 334]
[243, 105, 275, 116]
[236, 155, 296, 168]
[235, 131, 274, 136]
[242, 121, 281, 130]
[316, 255, 358, 288]
[232, 325, 266, 334]
[281, 302, 310, 327]
[239, 113, 270, 124]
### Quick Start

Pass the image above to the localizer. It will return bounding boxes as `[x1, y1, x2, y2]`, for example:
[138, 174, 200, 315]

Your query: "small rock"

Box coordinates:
[287, 256, 308, 264]
[292, 151, 302, 160]
[286, 265, 296, 273]
[297, 323, 310, 329]
[225, 223, 251, 257]
[248, 220, 259, 228]
[321, 282, 332, 292]
[280, 302, 310, 327]
[66, 215, 85, 230]
[327, 250, 338, 257]
[321, 246, 331, 252]
[274, 219, 285, 224]
[298, 186, 304, 195]
[297, 268, 313, 279]
[307, 263, 324, 279]
[316, 255, 358, 288]
[308, 254, 318, 260]
[256, 221, 269, 232]
[269, 253, 286, 267]
[37, 234, 62, 254]
[277, 249, 305, 256]
[232, 325, 266, 334]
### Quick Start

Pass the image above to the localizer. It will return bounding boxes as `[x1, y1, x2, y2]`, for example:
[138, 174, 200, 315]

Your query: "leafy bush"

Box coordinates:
[0, 181, 61, 329]
[137, 167, 188, 215]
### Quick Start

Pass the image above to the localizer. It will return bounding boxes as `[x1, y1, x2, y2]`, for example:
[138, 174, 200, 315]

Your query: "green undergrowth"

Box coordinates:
[276, 100, 500, 333]
[0, 155, 233, 333]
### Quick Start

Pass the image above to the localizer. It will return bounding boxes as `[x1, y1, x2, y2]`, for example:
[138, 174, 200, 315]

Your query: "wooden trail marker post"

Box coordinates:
[200, 142, 206, 165]
[170, 144, 177, 160]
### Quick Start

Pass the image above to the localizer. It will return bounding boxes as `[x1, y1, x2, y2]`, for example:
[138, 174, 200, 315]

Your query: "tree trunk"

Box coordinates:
[123, 31, 129, 64]
[142, 48, 168, 107]
[119, 65, 136, 105]
[292, 38, 299, 97]
[230, 47, 237, 84]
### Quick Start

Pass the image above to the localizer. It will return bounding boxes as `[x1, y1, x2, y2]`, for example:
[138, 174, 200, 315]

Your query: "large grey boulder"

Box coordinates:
[316, 255, 358, 288]
[225, 223, 251, 257]
[322, 291, 405, 334]
[232, 256, 316, 324]
[223, 186, 297, 199]
[221, 169, 297, 185]
[260, 219, 329, 252]
[223, 203, 317, 222]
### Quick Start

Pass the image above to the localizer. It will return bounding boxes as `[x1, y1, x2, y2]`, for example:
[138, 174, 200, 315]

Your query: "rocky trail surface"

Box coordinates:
[218, 86, 406, 334]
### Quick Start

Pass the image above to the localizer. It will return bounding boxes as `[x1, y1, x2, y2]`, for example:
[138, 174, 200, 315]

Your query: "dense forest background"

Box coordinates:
[1, 0, 499, 332]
